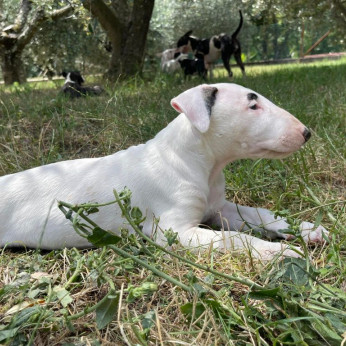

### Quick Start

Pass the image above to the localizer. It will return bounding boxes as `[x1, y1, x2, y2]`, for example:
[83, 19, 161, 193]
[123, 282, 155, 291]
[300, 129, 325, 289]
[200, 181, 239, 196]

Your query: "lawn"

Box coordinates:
[0, 60, 345, 345]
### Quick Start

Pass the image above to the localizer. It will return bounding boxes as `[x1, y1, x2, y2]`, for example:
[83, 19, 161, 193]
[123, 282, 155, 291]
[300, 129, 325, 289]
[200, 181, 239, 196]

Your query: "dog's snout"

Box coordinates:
[303, 127, 311, 143]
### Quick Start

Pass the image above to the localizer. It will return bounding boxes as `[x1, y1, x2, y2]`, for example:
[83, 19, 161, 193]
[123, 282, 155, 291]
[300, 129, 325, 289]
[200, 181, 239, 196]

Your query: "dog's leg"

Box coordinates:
[209, 202, 329, 244]
[171, 226, 301, 260]
[233, 48, 246, 76]
[221, 50, 232, 78]
[209, 65, 214, 79]
[204, 62, 213, 79]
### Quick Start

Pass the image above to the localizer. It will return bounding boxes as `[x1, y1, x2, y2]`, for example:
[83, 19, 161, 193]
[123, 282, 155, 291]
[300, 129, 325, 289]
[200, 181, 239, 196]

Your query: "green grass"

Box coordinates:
[0, 60, 345, 345]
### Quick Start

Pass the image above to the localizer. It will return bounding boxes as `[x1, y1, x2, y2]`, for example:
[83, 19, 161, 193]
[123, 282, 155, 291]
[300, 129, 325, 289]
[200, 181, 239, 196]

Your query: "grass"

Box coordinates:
[0, 59, 345, 345]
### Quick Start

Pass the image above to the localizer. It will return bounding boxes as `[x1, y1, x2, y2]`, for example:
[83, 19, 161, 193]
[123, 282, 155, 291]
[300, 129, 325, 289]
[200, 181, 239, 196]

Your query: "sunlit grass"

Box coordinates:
[0, 60, 345, 344]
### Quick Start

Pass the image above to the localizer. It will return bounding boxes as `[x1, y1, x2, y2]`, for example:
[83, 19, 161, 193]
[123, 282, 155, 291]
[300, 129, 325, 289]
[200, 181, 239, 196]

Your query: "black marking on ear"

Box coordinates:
[203, 86, 218, 117]
[247, 93, 258, 100]
[177, 30, 193, 47]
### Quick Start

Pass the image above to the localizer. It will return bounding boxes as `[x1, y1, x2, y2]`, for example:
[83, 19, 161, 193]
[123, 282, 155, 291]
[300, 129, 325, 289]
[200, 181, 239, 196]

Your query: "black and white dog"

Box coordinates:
[61, 71, 104, 98]
[177, 10, 245, 78]
[179, 53, 207, 80]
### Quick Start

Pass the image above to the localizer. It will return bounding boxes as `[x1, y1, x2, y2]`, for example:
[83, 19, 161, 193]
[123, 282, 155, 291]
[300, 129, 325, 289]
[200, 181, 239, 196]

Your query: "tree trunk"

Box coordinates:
[1, 48, 26, 85]
[83, 0, 155, 81]
[120, 0, 155, 77]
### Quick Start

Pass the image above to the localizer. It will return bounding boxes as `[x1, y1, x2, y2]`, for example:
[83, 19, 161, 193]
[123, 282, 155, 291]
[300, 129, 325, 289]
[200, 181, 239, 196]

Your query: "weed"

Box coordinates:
[0, 60, 345, 344]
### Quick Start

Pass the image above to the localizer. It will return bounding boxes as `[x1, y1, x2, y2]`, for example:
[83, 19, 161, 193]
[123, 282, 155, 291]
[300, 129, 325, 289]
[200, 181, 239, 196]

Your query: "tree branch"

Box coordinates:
[14, 0, 33, 33]
[17, 5, 74, 50]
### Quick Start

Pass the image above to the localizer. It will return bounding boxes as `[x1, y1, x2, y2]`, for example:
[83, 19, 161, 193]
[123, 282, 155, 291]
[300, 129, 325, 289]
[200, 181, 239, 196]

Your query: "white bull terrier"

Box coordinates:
[0, 83, 328, 259]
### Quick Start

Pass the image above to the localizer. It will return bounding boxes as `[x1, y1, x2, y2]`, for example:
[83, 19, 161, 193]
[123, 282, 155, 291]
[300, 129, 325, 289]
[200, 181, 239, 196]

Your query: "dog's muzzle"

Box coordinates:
[303, 127, 311, 143]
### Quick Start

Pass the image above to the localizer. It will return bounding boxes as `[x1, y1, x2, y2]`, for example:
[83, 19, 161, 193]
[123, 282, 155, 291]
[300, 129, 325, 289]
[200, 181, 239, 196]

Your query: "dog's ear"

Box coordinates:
[171, 85, 218, 133]
[183, 30, 193, 37]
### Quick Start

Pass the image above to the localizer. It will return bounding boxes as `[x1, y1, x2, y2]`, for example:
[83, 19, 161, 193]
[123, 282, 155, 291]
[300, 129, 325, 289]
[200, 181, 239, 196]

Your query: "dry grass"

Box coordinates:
[0, 60, 345, 345]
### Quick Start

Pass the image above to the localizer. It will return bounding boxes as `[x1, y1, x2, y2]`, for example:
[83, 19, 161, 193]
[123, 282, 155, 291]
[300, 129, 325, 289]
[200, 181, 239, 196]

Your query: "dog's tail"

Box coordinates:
[231, 10, 243, 39]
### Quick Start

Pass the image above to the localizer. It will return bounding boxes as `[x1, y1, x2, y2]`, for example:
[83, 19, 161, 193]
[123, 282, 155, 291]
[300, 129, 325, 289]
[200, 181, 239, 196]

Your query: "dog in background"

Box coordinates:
[177, 10, 245, 78]
[179, 53, 207, 80]
[162, 52, 189, 74]
[61, 71, 104, 98]
[157, 48, 180, 71]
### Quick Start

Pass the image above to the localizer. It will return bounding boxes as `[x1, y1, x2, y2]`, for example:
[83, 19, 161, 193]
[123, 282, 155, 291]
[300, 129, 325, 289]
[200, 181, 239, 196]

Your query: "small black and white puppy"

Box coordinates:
[61, 71, 104, 98]
[177, 10, 245, 78]
[179, 53, 207, 80]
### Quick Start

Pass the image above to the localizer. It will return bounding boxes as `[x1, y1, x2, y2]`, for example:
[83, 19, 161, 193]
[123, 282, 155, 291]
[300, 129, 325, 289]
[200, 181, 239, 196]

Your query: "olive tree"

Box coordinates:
[82, 0, 155, 80]
[0, 0, 73, 84]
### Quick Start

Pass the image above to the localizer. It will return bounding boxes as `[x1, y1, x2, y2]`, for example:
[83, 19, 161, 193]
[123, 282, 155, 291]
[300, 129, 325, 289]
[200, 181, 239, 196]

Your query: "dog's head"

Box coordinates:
[171, 83, 310, 161]
[62, 71, 85, 85]
[177, 30, 199, 53]
[177, 30, 193, 48]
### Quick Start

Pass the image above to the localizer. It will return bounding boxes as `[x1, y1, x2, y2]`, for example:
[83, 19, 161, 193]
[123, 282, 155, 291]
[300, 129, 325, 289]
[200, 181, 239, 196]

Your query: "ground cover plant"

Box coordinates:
[0, 60, 345, 345]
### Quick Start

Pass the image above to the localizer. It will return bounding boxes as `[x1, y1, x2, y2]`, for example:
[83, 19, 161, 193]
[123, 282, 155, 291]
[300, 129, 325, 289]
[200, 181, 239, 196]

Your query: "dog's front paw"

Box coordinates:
[253, 242, 302, 261]
[299, 222, 330, 244]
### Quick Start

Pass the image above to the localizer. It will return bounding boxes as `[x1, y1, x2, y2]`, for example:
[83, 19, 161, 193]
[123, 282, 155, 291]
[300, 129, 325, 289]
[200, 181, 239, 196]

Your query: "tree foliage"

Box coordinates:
[0, 0, 74, 84]
[0, 0, 345, 84]
[25, 16, 110, 79]
[149, 0, 345, 61]
[149, 0, 243, 53]
[243, 0, 345, 59]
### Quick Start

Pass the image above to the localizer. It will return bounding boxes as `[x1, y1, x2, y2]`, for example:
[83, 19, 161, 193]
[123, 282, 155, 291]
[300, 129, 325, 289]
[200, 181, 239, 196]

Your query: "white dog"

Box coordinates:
[162, 53, 188, 74]
[157, 48, 179, 70]
[0, 83, 328, 259]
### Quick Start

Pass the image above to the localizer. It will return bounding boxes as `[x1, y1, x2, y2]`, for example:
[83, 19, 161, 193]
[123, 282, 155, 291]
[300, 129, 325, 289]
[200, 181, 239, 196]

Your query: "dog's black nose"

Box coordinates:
[303, 127, 311, 142]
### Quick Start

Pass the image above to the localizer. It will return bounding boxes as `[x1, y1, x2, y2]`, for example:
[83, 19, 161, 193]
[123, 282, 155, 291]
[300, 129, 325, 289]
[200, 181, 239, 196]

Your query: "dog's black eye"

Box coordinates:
[250, 104, 257, 110]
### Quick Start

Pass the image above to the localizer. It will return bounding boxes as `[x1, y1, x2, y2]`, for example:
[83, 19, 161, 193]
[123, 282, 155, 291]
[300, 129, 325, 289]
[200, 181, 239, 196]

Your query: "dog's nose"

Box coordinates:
[303, 127, 311, 142]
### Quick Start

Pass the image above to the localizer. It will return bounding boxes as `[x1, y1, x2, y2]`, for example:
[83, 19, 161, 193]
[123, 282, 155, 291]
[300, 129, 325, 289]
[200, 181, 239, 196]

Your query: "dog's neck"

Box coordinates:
[152, 114, 237, 186]
[64, 73, 76, 85]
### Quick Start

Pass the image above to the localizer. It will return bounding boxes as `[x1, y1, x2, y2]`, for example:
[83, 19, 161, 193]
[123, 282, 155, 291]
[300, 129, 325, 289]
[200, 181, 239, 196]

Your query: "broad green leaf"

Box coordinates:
[10, 306, 40, 328]
[325, 313, 346, 334]
[0, 328, 20, 342]
[271, 257, 316, 286]
[96, 294, 119, 329]
[130, 207, 143, 220]
[203, 274, 215, 285]
[312, 319, 342, 342]
[192, 282, 208, 297]
[180, 302, 205, 321]
[53, 286, 73, 307]
[87, 227, 121, 247]
[281, 258, 312, 286]
[141, 310, 156, 330]
[27, 289, 41, 299]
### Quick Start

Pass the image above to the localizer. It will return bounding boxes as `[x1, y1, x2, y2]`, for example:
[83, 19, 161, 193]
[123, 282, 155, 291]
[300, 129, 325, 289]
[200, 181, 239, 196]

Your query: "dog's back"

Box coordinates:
[219, 10, 243, 52]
